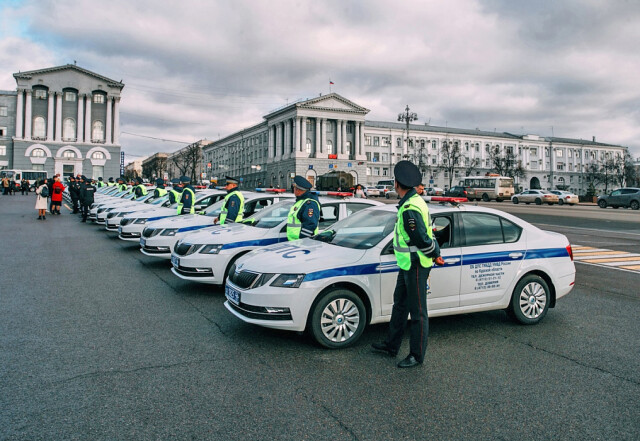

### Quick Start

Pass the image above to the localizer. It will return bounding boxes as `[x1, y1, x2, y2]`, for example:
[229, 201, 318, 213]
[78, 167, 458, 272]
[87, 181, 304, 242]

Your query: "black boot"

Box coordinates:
[38, 215, 42, 220]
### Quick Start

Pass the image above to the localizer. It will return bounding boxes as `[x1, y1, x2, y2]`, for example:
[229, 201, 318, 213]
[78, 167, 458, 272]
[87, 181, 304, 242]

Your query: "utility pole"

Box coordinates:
[397, 105, 418, 162]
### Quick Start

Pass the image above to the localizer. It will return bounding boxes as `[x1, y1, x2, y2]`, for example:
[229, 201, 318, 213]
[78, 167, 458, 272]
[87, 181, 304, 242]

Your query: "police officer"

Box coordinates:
[132, 177, 148, 199]
[167, 178, 183, 205]
[117, 177, 128, 192]
[97, 177, 106, 188]
[372, 161, 444, 368]
[153, 178, 167, 198]
[79, 175, 96, 222]
[286, 176, 321, 240]
[68, 175, 80, 213]
[107, 177, 115, 187]
[177, 176, 195, 214]
[214, 176, 244, 225]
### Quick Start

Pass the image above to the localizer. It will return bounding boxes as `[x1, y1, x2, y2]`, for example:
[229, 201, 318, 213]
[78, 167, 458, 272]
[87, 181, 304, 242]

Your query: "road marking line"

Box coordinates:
[601, 260, 640, 267]
[537, 223, 640, 237]
[572, 246, 595, 250]
[620, 265, 640, 270]
[581, 256, 640, 264]
[573, 251, 630, 257]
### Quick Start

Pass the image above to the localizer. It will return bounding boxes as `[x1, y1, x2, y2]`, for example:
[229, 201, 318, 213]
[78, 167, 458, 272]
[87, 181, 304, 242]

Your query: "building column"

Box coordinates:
[113, 98, 120, 144]
[275, 123, 282, 161]
[85, 93, 92, 142]
[357, 121, 366, 160]
[320, 119, 326, 156]
[268, 125, 274, 160]
[294, 117, 300, 153]
[314, 118, 321, 158]
[301, 117, 307, 154]
[55, 92, 62, 142]
[15, 89, 23, 138]
[24, 90, 32, 140]
[46, 92, 54, 141]
[76, 94, 84, 142]
[105, 96, 113, 144]
[283, 119, 291, 159]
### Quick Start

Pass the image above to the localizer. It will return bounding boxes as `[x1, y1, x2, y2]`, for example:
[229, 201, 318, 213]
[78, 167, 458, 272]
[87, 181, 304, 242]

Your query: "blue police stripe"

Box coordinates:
[177, 224, 210, 233]
[304, 263, 380, 282]
[525, 248, 570, 259]
[221, 237, 284, 250]
[462, 250, 524, 266]
[148, 215, 176, 222]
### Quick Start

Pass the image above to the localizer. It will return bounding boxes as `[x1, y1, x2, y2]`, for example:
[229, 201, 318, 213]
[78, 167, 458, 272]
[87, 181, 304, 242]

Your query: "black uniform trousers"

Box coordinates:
[71, 196, 79, 213]
[386, 263, 432, 363]
[81, 203, 90, 221]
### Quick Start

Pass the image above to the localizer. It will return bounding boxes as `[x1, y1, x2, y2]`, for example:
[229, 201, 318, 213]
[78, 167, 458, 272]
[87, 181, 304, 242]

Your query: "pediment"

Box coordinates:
[298, 93, 369, 114]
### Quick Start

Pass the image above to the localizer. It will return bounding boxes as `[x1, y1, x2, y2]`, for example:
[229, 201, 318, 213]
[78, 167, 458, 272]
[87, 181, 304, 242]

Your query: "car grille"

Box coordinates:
[226, 300, 292, 321]
[228, 265, 259, 289]
[142, 228, 158, 238]
[174, 242, 202, 256]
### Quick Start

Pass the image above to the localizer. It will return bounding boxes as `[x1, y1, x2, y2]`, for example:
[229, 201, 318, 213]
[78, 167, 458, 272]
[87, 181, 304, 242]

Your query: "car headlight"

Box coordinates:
[270, 274, 305, 288]
[134, 218, 147, 224]
[161, 228, 178, 236]
[107, 212, 118, 219]
[200, 244, 223, 254]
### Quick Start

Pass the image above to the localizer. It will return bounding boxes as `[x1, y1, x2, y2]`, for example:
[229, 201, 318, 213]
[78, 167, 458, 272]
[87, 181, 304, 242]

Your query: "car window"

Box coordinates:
[244, 200, 295, 229]
[314, 209, 396, 250]
[344, 202, 370, 217]
[319, 205, 338, 228]
[622, 189, 637, 194]
[432, 215, 452, 249]
[611, 190, 622, 196]
[461, 213, 522, 246]
[244, 198, 273, 217]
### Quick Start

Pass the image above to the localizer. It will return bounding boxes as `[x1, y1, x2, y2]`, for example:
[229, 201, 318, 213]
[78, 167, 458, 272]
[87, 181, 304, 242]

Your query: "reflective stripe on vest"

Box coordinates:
[393, 193, 434, 270]
[286, 198, 320, 241]
[219, 191, 245, 225]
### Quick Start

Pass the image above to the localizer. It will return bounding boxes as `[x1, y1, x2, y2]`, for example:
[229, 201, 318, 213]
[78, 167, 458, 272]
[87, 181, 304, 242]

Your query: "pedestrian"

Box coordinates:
[177, 176, 195, 214]
[1, 175, 9, 195]
[214, 176, 244, 225]
[50, 175, 65, 215]
[68, 176, 80, 213]
[415, 183, 425, 196]
[47, 176, 55, 213]
[286, 176, 321, 240]
[79, 175, 96, 222]
[371, 160, 444, 368]
[354, 184, 367, 198]
[20, 178, 29, 195]
[107, 177, 115, 187]
[35, 179, 48, 220]
[96, 177, 106, 188]
[117, 176, 128, 192]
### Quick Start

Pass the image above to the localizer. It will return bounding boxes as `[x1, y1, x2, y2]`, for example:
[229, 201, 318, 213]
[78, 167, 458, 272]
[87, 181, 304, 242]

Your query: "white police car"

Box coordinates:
[171, 195, 383, 285]
[117, 190, 226, 241]
[139, 190, 293, 257]
[223, 200, 576, 348]
[91, 192, 143, 223]
[104, 193, 175, 231]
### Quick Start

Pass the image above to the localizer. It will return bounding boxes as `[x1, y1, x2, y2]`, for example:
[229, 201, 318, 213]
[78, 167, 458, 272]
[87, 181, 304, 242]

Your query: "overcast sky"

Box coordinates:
[1, 0, 639, 162]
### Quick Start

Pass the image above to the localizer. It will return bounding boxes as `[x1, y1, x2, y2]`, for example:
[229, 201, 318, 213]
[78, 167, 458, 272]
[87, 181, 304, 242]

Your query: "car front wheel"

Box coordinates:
[309, 288, 366, 349]
[631, 200, 639, 210]
[558, 199, 564, 205]
[508, 274, 550, 324]
[535, 198, 542, 205]
[512, 197, 519, 204]
[598, 199, 607, 208]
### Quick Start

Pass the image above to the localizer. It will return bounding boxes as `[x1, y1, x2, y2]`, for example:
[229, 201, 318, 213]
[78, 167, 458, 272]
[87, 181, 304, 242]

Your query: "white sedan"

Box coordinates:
[224, 201, 576, 348]
[139, 191, 294, 258]
[550, 190, 579, 206]
[171, 197, 383, 285]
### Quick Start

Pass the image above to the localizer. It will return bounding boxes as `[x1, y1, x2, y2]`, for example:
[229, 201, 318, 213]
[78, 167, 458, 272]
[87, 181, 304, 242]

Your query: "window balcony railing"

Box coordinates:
[62, 137, 77, 142]
[32, 136, 47, 141]
[91, 139, 106, 144]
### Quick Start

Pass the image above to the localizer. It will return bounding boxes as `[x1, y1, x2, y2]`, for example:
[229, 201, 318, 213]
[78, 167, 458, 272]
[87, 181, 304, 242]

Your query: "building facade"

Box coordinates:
[124, 158, 144, 179]
[141, 153, 168, 181]
[166, 139, 211, 182]
[202, 93, 629, 195]
[6, 64, 124, 179]
[0, 91, 17, 169]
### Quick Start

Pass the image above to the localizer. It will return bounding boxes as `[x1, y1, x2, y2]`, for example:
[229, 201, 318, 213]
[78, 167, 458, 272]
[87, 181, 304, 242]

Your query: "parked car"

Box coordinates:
[597, 188, 640, 210]
[385, 189, 400, 199]
[375, 185, 393, 196]
[444, 186, 469, 198]
[364, 186, 380, 197]
[425, 187, 444, 196]
[511, 190, 559, 205]
[550, 190, 579, 206]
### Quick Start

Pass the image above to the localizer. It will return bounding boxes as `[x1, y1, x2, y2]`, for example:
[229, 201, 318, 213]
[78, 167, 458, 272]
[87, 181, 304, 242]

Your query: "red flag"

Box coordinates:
[329, 81, 334, 85]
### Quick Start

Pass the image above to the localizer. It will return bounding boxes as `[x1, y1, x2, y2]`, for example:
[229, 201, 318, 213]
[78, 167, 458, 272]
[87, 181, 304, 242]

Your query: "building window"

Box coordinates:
[32, 164, 44, 171]
[62, 150, 76, 159]
[530, 147, 537, 156]
[306, 139, 311, 154]
[373, 167, 380, 176]
[32, 116, 46, 138]
[382, 168, 389, 176]
[346, 123, 353, 134]
[0, 145, 5, 155]
[431, 157, 436, 165]
[92, 121, 104, 141]
[92, 165, 104, 179]
[557, 163, 564, 171]
[556, 150, 563, 157]
[0, 106, 7, 116]
[31, 148, 46, 157]
[485, 144, 490, 152]
[568, 150, 573, 158]
[326, 140, 333, 154]
[0, 126, 7, 136]
[65, 92, 76, 102]
[63, 118, 76, 140]
[93, 94, 105, 104]
[397, 138, 402, 148]
[465, 142, 469, 151]
[432, 140, 437, 150]
[506, 146, 514, 154]
[381, 153, 388, 162]
[34, 89, 47, 100]
[366, 167, 371, 176]
[382, 136, 389, 146]
[307, 121, 313, 132]
[92, 151, 105, 160]
[365, 136, 371, 145]
[373, 136, 380, 146]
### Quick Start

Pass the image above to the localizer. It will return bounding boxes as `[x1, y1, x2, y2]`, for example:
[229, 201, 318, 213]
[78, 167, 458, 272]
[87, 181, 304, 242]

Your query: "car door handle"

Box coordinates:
[444, 258, 460, 264]
[509, 252, 523, 259]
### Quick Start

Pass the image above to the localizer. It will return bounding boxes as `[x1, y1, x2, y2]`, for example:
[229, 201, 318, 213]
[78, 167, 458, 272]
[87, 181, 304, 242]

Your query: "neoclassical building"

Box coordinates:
[6, 64, 124, 179]
[203, 93, 628, 194]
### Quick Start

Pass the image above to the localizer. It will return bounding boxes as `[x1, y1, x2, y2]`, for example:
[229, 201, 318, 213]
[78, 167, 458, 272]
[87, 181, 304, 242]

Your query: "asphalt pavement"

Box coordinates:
[1, 194, 639, 440]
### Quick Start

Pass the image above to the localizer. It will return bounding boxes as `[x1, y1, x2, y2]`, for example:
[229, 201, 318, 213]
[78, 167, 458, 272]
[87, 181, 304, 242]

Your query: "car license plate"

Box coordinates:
[140, 238, 146, 247]
[171, 255, 179, 268]
[225, 285, 241, 305]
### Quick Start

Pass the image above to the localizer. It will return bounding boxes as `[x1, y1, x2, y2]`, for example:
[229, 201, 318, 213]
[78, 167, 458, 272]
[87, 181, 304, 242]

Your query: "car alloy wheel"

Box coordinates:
[310, 289, 366, 348]
[558, 199, 564, 205]
[535, 198, 542, 205]
[631, 200, 639, 210]
[508, 275, 550, 325]
[598, 199, 607, 209]
[512, 197, 519, 204]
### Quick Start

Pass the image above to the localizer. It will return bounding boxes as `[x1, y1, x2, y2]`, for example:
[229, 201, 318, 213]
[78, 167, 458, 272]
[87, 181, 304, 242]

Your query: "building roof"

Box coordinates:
[264, 93, 370, 119]
[13, 64, 124, 88]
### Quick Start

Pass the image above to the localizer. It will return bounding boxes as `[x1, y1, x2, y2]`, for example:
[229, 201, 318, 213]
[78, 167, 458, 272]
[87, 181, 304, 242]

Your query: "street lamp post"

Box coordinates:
[398, 105, 418, 163]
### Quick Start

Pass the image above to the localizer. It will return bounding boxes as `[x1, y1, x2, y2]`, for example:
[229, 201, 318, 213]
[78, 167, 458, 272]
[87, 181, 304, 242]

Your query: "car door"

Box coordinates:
[608, 189, 623, 206]
[458, 212, 525, 306]
[378, 213, 461, 317]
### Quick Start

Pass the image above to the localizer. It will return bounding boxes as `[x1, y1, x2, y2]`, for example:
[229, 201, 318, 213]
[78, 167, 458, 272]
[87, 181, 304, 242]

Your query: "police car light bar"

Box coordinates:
[423, 196, 468, 204]
[254, 188, 287, 193]
[311, 191, 354, 198]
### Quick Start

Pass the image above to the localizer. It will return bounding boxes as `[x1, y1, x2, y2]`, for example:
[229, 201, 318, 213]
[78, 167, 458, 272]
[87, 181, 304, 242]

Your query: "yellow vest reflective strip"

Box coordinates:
[178, 188, 195, 214]
[134, 184, 148, 197]
[393, 193, 434, 270]
[119, 184, 127, 191]
[286, 198, 320, 241]
[219, 191, 245, 225]
[155, 188, 167, 197]
[107, 182, 115, 186]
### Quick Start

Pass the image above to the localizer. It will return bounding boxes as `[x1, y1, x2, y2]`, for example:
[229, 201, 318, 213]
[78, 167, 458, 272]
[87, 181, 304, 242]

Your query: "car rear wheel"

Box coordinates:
[535, 198, 542, 205]
[512, 197, 519, 204]
[482, 193, 489, 202]
[558, 199, 564, 205]
[598, 199, 607, 209]
[631, 200, 639, 210]
[508, 274, 550, 325]
[309, 288, 366, 349]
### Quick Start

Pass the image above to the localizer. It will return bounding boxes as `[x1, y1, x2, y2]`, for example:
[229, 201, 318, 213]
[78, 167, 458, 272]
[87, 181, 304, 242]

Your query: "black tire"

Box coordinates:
[496, 198, 503, 202]
[558, 199, 564, 206]
[547, 202, 554, 205]
[535, 198, 542, 205]
[525, 202, 530, 205]
[482, 193, 489, 202]
[598, 199, 607, 209]
[385, 193, 390, 199]
[508, 274, 550, 325]
[512, 197, 519, 204]
[309, 288, 366, 349]
[631, 200, 639, 210]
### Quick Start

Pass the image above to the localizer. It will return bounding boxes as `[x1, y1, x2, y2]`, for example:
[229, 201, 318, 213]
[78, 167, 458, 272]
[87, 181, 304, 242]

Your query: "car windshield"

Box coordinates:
[150, 195, 169, 205]
[242, 200, 295, 229]
[313, 208, 396, 249]
[202, 199, 226, 217]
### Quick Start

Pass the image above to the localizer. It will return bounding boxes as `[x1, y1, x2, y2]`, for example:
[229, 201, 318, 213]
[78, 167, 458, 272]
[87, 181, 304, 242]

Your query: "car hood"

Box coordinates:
[127, 207, 178, 220]
[182, 222, 276, 246]
[234, 239, 367, 276]
[146, 214, 215, 231]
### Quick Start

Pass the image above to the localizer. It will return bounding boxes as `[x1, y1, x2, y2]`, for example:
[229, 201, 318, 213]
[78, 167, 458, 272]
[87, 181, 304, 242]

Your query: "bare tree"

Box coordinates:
[488, 146, 526, 180]
[436, 141, 464, 188]
[464, 157, 481, 177]
[171, 143, 202, 182]
[614, 152, 637, 187]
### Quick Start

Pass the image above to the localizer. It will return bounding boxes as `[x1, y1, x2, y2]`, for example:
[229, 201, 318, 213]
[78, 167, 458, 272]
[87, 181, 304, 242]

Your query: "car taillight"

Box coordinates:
[566, 245, 573, 261]
[463, 190, 467, 195]
[543, 195, 551, 198]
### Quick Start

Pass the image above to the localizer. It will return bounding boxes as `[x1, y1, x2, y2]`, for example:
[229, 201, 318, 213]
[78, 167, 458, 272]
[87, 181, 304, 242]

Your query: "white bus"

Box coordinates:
[459, 175, 514, 202]
[0, 169, 49, 191]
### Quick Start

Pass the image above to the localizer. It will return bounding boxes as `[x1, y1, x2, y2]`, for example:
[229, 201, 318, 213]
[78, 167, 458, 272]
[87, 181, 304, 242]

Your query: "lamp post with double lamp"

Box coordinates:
[398, 105, 418, 164]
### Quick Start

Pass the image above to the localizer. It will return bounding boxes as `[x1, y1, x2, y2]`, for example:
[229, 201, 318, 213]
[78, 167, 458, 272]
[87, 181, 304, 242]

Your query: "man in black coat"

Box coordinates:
[79, 176, 96, 222]
[69, 176, 80, 213]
